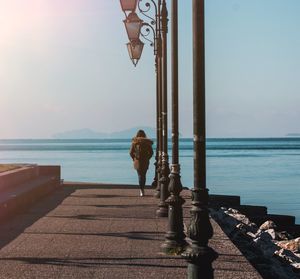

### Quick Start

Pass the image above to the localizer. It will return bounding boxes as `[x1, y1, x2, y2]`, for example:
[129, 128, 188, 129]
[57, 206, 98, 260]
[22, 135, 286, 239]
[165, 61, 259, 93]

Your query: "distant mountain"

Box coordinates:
[110, 127, 157, 139]
[53, 128, 107, 139]
[286, 133, 300, 137]
[53, 127, 158, 139]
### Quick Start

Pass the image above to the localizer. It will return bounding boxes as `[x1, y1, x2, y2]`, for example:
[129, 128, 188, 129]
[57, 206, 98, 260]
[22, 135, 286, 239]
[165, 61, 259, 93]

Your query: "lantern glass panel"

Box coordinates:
[120, 0, 137, 12]
[123, 12, 143, 41]
[126, 40, 144, 66]
[127, 43, 134, 59]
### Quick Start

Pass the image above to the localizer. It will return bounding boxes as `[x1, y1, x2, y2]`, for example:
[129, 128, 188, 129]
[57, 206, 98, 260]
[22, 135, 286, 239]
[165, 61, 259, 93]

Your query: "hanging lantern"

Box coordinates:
[123, 12, 143, 42]
[119, 0, 138, 13]
[126, 39, 144, 67]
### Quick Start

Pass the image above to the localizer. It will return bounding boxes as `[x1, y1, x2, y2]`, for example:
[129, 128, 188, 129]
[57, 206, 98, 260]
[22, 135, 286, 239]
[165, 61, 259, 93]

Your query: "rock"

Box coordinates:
[233, 213, 252, 225]
[253, 229, 279, 257]
[276, 238, 300, 253]
[258, 221, 293, 241]
[274, 249, 300, 264]
[253, 230, 278, 257]
[253, 240, 278, 257]
[236, 223, 248, 234]
[246, 231, 256, 239]
[225, 208, 257, 229]
[224, 208, 239, 215]
[255, 229, 277, 241]
[259, 220, 277, 231]
[236, 223, 257, 237]
[274, 248, 300, 272]
[276, 231, 293, 241]
[292, 263, 300, 271]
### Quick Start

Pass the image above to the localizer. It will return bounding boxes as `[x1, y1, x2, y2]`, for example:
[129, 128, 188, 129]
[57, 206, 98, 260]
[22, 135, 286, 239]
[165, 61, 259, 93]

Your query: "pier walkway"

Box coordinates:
[0, 183, 262, 278]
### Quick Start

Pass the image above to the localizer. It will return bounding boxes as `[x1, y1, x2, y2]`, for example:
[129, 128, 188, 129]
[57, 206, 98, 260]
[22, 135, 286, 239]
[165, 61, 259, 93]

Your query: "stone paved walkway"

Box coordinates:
[0, 183, 263, 278]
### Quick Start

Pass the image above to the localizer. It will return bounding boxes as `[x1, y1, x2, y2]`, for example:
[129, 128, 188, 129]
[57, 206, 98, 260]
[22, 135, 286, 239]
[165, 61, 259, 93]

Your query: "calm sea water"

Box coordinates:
[0, 138, 299, 223]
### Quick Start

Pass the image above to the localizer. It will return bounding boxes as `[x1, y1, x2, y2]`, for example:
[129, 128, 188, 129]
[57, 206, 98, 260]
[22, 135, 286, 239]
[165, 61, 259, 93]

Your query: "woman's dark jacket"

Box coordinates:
[130, 137, 153, 173]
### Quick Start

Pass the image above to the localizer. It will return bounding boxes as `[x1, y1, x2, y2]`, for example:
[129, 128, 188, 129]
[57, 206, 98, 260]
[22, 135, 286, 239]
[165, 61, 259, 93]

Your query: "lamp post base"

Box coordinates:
[162, 167, 187, 254]
[156, 154, 170, 217]
[151, 178, 157, 187]
[153, 172, 161, 198]
[156, 203, 168, 217]
[182, 188, 218, 278]
[151, 160, 158, 188]
[182, 245, 218, 279]
[161, 235, 187, 255]
[154, 189, 160, 198]
[154, 156, 162, 198]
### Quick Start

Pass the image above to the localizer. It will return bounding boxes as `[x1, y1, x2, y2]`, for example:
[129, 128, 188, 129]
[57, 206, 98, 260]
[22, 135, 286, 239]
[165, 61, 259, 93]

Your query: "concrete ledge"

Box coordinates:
[286, 224, 300, 238]
[63, 181, 148, 189]
[209, 194, 241, 207]
[0, 165, 61, 222]
[0, 176, 58, 220]
[0, 164, 39, 191]
[38, 165, 61, 178]
[235, 205, 268, 217]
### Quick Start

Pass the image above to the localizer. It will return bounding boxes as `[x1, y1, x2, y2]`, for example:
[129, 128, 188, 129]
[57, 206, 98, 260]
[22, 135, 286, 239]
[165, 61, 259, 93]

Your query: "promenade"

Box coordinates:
[0, 183, 262, 279]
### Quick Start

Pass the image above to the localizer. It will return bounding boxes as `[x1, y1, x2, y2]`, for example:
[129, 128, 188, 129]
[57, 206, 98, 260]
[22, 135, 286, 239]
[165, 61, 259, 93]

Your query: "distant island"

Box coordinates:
[286, 133, 300, 137]
[53, 127, 159, 139]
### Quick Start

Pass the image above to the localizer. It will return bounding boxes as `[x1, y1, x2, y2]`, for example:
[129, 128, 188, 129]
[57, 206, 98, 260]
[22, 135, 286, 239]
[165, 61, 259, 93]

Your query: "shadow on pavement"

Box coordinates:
[0, 256, 186, 269]
[0, 186, 77, 250]
[24, 231, 163, 241]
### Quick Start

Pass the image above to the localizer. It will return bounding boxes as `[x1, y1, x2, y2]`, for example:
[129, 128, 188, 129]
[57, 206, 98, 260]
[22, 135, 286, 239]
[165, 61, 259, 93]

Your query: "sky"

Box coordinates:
[0, 0, 299, 138]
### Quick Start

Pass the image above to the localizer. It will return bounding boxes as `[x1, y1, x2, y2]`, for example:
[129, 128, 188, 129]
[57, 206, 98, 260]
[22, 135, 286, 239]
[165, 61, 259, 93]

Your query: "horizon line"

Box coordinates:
[0, 136, 299, 140]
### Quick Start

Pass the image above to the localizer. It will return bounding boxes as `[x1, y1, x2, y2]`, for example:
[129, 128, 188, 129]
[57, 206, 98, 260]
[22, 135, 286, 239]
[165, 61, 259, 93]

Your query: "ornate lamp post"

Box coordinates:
[139, 0, 163, 199]
[155, 0, 170, 218]
[153, 24, 162, 200]
[134, 0, 164, 201]
[120, 0, 170, 211]
[181, 1, 218, 277]
[161, 0, 186, 253]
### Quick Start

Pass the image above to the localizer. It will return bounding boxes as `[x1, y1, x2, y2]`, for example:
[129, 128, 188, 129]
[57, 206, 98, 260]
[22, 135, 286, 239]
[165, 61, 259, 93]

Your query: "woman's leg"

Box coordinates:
[138, 172, 146, 189]
[138, 171, 146, 196]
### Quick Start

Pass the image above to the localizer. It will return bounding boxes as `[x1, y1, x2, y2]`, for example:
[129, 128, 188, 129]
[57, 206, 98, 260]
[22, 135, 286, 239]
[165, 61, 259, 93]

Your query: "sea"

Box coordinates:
[0, 138, 299, 223]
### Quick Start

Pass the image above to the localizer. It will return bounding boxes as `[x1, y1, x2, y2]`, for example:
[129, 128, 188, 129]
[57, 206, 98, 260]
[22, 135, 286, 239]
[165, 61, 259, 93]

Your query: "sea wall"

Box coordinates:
[0, 165, 61, 221]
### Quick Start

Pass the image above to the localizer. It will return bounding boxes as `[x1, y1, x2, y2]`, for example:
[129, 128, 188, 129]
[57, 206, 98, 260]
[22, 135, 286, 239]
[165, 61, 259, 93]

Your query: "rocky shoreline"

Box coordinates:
[211, 207, 300, 279]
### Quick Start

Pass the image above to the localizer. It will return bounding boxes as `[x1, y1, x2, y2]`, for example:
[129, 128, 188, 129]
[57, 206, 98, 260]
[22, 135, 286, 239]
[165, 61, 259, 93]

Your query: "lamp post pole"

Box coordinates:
[156, 0, 170, 218]
[161, 0, 186, 253]
[136, 0, 163, 200]
[154, 0, 163, 199]
[120, 0, 170, 218]
[182, 1, 218, 277]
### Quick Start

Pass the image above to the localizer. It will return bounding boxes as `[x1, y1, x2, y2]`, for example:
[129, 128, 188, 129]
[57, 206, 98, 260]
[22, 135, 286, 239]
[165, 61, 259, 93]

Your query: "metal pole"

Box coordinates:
[152, 0, 161, 190]
[151, 58, 159, 188]
[182, 0, 218, 277]
[162, 0, 186, 254]
[154, 0, 163, 199]
[156, 0, 169, 217]
[171, 0, 178, 166]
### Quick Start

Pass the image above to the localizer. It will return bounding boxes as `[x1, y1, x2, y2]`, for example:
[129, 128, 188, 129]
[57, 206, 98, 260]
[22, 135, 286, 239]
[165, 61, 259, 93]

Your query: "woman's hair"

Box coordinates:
[136, 129, 146, 138]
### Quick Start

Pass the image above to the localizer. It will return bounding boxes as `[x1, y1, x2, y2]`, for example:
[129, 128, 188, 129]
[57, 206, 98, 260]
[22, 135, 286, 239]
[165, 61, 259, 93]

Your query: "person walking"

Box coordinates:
[130, 130, 153, 196]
